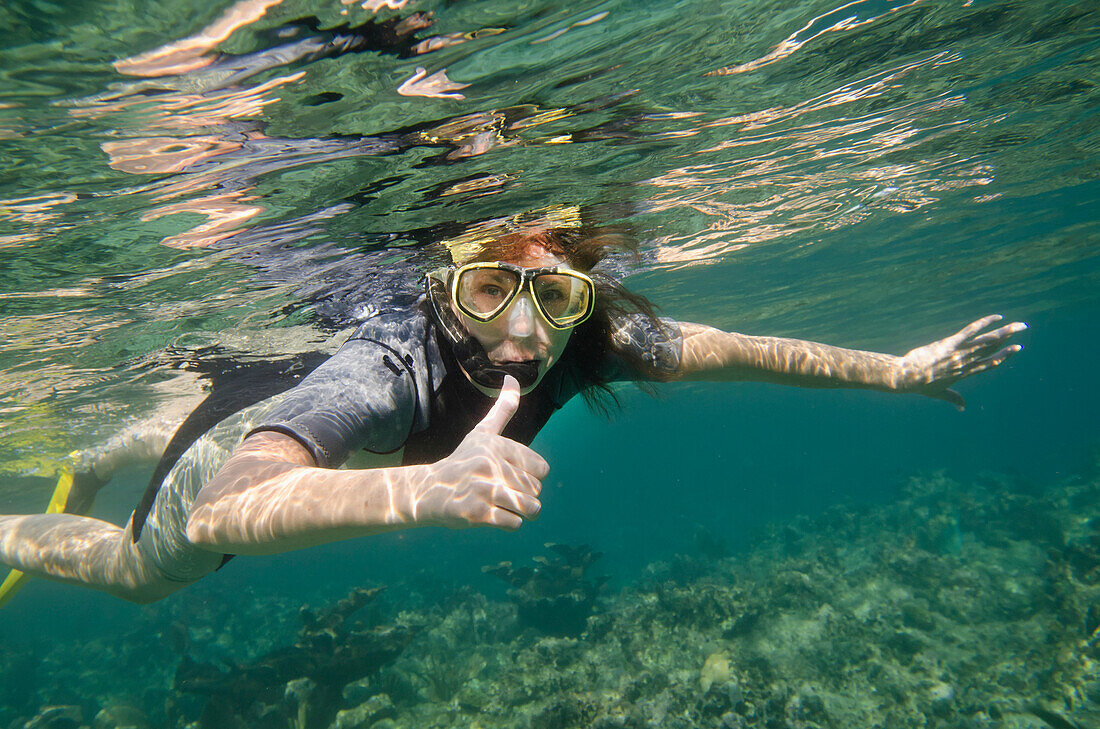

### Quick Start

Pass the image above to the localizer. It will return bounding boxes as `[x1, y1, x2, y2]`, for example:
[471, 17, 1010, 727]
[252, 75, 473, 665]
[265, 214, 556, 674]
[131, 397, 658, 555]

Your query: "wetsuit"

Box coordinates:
[130, 301, 682, 584]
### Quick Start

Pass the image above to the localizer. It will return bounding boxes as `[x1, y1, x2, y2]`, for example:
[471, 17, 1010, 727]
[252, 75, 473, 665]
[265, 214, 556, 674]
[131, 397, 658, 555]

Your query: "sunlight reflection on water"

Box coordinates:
[0, 0, 1095, 475]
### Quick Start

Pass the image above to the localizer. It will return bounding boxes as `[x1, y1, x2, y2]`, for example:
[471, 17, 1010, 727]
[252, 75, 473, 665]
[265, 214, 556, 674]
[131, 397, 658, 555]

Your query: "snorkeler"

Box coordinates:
[0, 213, 1025, 605]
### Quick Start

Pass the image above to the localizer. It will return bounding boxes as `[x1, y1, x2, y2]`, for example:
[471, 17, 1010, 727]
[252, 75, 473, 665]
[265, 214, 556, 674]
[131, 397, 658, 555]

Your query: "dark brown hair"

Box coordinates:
[465, 226, 675, 412]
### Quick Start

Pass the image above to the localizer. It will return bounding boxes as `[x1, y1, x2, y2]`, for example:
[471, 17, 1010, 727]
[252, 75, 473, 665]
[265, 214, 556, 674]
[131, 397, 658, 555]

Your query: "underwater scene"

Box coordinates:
[0, 0, 1098, 727]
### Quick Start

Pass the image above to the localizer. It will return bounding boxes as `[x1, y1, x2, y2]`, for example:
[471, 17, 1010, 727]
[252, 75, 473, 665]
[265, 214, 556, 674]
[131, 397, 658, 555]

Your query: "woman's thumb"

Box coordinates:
[476, 375, 522, 434]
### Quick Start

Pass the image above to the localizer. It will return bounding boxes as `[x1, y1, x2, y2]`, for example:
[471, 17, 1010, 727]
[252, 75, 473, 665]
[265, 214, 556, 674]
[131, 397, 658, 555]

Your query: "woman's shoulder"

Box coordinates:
[608, 313, 683, 376]
[346, 297, 433, 350]
[341, 297, 447, 394]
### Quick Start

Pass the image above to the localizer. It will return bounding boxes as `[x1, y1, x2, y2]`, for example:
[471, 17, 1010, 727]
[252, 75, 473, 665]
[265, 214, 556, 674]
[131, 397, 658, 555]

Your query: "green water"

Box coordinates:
[0, 0, 1098, 727]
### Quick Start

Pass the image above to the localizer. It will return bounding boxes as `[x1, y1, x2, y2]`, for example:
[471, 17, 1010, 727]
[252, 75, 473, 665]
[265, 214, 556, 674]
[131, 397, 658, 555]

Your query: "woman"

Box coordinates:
[0, 217, 1025, 604]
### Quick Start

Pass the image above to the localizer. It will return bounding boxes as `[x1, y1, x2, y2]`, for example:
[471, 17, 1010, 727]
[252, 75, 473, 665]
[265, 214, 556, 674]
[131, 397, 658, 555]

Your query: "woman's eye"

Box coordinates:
[480, 284, 504, 298]
[541, 288, 565, 302]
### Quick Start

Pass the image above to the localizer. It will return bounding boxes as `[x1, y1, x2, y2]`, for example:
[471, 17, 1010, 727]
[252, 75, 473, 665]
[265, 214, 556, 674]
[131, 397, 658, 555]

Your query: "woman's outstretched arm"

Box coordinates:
[674, 315, 1026, 409]
[185, 377, 546, 555]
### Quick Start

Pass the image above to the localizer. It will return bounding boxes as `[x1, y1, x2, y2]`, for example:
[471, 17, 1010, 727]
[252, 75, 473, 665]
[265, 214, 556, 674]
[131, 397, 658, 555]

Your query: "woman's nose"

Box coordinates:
[507, 295, 536, 338]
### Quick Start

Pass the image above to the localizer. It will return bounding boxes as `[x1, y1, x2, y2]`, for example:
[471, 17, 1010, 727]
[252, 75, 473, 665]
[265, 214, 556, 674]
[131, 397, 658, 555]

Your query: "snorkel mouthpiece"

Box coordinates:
[452, 338, 540, 389]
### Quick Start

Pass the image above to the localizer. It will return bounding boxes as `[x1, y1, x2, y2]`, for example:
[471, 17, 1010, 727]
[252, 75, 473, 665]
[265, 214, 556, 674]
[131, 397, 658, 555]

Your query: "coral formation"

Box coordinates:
[4, 465, 1100, 728]
[483, 542, 608, 636]
[171, 586, 418, 729]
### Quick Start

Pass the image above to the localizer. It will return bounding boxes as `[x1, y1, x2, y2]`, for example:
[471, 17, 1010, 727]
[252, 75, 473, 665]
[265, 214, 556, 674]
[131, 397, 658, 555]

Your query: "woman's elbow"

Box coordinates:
[185, 503, 224, 551]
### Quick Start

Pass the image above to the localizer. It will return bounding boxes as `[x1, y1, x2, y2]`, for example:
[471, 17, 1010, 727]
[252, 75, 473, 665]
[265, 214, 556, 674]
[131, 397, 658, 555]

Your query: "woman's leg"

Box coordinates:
[1, 382, 270, 605]
[0, 514, 186, 604]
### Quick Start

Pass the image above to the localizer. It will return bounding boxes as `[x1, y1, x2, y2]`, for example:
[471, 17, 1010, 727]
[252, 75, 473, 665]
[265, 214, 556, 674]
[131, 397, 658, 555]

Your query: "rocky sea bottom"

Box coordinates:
[3, 461, 1100, 729]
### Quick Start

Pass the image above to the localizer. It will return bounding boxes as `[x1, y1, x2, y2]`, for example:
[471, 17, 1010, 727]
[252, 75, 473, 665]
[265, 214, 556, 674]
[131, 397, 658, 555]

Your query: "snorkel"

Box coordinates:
[425, 272, 541, 391]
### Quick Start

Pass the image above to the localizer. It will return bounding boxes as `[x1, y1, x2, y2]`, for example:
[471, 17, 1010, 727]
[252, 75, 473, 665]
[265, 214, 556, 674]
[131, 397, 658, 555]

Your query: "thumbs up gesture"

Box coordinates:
[411, 376, 548, 530]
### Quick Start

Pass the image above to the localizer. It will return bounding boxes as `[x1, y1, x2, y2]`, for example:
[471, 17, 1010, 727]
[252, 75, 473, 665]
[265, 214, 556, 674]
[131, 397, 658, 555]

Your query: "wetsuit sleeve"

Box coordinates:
[247, 338, 419, 468]
[603, 315, 683, 382]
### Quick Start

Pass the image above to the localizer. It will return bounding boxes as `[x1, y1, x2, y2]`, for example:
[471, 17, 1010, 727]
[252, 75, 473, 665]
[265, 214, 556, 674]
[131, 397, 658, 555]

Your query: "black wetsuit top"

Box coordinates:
[249, 302, 682, 469]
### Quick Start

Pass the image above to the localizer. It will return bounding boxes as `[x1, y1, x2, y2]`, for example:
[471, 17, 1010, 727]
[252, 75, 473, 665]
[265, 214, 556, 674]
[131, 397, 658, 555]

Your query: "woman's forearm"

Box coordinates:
[187, 379, 546, 555]
[185, 432, 429, 556]
[676, 322, 904, 390]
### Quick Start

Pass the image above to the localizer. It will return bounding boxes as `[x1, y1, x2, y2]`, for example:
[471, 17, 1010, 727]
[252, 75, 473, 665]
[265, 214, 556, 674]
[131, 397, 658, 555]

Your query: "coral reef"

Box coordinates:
[5, 464, 1100, 728]
[483, 543, 608, 637]
[174, 587, 419, 729]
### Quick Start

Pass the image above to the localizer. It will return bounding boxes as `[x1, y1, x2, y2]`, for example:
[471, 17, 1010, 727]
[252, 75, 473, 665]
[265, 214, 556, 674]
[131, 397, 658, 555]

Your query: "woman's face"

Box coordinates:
[453, 244, 575, 393]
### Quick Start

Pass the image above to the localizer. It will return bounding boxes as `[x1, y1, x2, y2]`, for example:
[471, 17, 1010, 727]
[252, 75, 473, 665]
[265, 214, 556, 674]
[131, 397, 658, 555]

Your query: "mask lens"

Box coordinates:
[456, 267, 520, 319]
[533, 273, 592, 326]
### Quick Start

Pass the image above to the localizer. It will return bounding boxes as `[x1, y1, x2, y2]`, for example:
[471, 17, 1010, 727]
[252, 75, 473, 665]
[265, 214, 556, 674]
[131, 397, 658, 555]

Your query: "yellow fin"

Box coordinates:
[0, 570, 29, 609]
[46, 469, 75, 514]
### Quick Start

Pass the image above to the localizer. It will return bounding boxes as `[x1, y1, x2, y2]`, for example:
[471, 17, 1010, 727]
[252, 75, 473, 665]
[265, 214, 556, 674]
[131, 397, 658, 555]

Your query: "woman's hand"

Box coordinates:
[898, 315, 1026, 410]
[188, 377, 545, 553]
[411, 376, 548, 530]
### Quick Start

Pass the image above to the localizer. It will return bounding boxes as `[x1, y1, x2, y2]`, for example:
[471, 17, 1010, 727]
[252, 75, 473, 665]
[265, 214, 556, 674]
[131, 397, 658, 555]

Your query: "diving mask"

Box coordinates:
[448, 261, 595, 329]
[423, 262, 595, 391]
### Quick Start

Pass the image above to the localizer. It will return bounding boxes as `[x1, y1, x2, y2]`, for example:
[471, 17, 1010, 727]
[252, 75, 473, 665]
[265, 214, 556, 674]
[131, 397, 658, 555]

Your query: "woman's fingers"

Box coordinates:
[494, 438, 550, 481]
[965, 344, 1022, 373]
[905, 315, 1025, 408]
[929, 318, 1025, 374]
[962, 321, 1028, 350]
[486, 507, 523, 531]
[489, 459, 543, 499]
[950, 314, 1002, 345]
[440, 446, 544, 527]
[955, 343, 1022, 372]
[446, 476, 541, 526]
[492, 484, 541, 520]
[457, 484, 539, 531]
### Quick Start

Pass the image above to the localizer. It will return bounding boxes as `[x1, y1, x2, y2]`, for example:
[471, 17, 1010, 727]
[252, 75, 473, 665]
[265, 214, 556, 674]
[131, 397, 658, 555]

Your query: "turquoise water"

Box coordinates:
[1, 0, 1098, 727]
